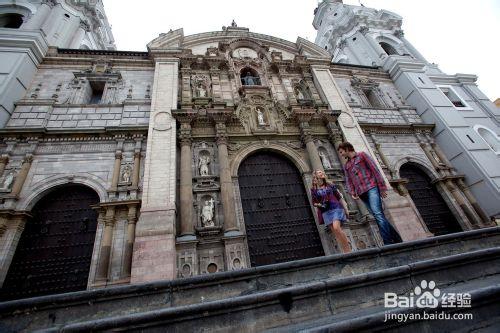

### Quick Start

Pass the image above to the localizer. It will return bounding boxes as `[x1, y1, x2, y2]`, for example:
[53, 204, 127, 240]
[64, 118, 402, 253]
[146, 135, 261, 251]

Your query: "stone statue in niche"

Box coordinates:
[195, 82, 207, 98]
[256, 108, 266, 126]
[198, 154, 211, 176]
[121, 165, 132, 183]
[1, 171, 15, 190]
[201, 197, 215, 227]
[319, 150, 332, 169]
[295, 87, 305, 100]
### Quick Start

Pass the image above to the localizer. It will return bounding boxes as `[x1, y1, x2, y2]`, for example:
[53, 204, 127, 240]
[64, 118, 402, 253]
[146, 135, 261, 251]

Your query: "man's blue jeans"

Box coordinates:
[359, 187, 402, 245]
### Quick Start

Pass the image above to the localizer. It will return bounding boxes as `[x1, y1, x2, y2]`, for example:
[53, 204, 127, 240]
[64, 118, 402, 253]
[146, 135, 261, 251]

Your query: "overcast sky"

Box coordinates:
[104, 0, 499, 101]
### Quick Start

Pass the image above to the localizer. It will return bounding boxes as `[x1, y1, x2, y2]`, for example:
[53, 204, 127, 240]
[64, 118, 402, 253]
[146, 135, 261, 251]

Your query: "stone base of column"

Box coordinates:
[176, 240, 198, 279]
[130, 207, 176, 284]
[223, 234, 249, 271]
[383, 192, 430, 241]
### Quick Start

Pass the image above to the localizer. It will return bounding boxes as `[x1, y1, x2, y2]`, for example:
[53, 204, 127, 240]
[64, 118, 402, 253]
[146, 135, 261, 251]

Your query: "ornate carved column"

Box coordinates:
[22, 0, 52, 30]
[10, 154, 33, 197]
[131, 151, 141, 189]
[0, 155, 9, 177]
[0, 214, 29, 287]
[122, 205, 138, 277]
[456, 179, 490, 224]
[69, 20, 89, 49]
[444, 179, 481, 228]
[211, 111, 238, 233]
[96, 208, 115, 281]
[178, 117, 195, 236]
[110, 150, 122, 191]
[294, 109, 323, 172]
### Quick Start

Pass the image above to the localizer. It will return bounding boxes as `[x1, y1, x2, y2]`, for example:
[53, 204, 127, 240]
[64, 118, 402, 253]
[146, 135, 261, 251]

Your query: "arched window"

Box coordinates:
[0, 13, 24, 29]
[475, 125, 500, 154]
[240, 68, 261, 86]
[379, 42, 398, 55]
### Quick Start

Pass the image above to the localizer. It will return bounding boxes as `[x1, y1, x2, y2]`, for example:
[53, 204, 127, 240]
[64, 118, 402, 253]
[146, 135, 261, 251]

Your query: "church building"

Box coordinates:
[0, 0, 496, 303]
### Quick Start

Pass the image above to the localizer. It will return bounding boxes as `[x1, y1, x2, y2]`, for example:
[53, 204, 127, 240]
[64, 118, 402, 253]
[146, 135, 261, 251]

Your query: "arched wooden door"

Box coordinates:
[1, 185, 99, 300]
[400, 164, 462, 236]
[238, 152, 324, 267]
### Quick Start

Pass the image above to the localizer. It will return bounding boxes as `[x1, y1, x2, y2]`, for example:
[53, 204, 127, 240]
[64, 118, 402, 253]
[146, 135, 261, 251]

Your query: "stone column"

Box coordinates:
[131, 151, 141, 189]
[179, 121, 195, 236]
[69, 21, 88, 49]
[294, 109, 323, 172]
[22, 0, 52, 30]
[456, 179, 490, 224]
[110, 151, 122, 191]
[131, 58, 179, 283]
[122, 205, 137, 278]
[444, 179, 481, 228]
[0, 216, 27, 287]
[215, 121, 238, 233]
[0, 155, 9, 177]
[10, 154, 33, 197]
[96, 208, 114, 281]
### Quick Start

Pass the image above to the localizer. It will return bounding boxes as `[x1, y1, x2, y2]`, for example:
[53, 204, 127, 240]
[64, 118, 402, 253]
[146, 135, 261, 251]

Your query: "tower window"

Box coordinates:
[379, 42, 398, 55]
[475, 125, 500, 154]
[437, 85, 469, 109]
[0, 13, 24, 29]
[362, 89, 384, 108]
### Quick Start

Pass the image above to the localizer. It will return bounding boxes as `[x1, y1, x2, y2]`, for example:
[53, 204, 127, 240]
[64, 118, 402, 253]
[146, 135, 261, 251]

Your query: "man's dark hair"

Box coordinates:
[338, 141, 355, 152]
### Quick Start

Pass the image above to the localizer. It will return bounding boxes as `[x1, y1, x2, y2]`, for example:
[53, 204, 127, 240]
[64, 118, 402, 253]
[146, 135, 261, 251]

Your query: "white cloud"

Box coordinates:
[104, 0, 499, 100]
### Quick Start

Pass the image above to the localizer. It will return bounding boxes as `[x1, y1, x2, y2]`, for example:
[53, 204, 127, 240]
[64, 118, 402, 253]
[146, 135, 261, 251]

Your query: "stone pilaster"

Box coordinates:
[131, 59, 179, 283]
[131, 151, 141, 189]
[10, 154, 33, 198]
[0, 214, 29, 287]
[456, 178, 491, 225]
[96, 208, 114, 281]
[293, 108, 323, 173]
[122, 205, 138, 278]
[213, 118, 238, 233]
[0, 155, 9, 177]
[178, 119, 195, 237]
[110, 150, 122, 191]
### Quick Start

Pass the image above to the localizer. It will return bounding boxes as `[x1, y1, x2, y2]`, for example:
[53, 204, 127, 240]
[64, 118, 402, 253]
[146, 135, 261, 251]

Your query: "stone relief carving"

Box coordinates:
[120, 164, 132, 184]
[0, 171, 16, 191]
[191, 74, 211, 99]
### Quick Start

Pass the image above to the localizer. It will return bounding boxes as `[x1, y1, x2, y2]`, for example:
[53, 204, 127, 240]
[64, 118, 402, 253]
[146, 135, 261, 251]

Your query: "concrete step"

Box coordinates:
[38, 247, 500, 332]
[1, 227, 499, 332]
[267, 276, 500, 332]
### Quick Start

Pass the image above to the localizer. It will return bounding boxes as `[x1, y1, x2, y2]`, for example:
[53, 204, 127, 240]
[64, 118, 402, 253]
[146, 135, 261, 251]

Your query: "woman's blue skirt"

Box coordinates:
[322, 208, 347, 226]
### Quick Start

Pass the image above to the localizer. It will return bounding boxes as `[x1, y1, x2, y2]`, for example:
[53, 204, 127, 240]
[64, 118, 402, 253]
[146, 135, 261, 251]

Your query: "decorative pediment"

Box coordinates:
[147, 28, 184, 51]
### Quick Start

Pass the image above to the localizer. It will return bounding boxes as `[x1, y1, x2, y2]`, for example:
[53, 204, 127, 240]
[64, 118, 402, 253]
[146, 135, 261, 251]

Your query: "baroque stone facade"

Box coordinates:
[0, 3, 494, 299]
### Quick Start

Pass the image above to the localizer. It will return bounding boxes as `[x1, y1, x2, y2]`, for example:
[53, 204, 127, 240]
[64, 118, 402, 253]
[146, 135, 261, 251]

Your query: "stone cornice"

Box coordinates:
[0, 29, 49, 64]
[360, 123, 434, 135]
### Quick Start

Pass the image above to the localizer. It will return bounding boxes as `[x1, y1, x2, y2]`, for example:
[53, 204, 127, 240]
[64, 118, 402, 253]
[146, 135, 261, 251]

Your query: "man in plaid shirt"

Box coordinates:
[338, 141, 402, 245]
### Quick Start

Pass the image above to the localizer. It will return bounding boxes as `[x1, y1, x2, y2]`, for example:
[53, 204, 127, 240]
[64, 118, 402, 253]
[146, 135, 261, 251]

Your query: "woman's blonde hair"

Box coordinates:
[312, 170, 331, 189]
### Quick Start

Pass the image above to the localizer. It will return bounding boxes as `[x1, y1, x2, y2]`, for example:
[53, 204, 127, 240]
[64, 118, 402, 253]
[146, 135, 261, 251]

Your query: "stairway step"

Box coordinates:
[30, 247, 500, 332]
[1, 227, 499, 332]
[268, 279, 500, 333]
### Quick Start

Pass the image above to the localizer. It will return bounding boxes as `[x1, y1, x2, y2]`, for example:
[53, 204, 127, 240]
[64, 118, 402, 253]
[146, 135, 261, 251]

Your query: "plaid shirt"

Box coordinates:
[344, 151, 387, 196]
